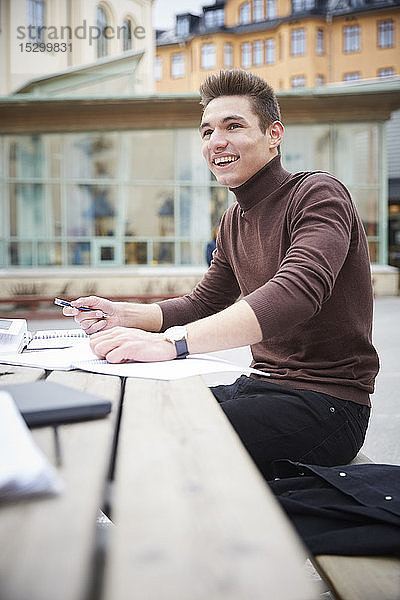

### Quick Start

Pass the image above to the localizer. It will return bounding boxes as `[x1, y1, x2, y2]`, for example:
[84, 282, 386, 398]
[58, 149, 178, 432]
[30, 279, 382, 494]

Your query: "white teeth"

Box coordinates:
[213, 156, 238, 165]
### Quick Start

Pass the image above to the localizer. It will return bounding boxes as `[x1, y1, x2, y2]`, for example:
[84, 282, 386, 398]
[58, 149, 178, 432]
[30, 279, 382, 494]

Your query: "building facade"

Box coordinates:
[0, 0, 154, 96]
[155, 0, 399, 92]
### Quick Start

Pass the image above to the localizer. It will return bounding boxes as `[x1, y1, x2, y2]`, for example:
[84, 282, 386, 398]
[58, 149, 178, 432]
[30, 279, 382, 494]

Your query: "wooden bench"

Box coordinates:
[312, 451, 400, 600]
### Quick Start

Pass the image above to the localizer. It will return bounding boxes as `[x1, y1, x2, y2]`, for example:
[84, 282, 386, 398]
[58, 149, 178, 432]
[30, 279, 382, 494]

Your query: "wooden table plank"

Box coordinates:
[104, 376, 317, 600]
[0, 369, 122, 600]
[0, 364, 45, 383]
[315, 555, 400, 600]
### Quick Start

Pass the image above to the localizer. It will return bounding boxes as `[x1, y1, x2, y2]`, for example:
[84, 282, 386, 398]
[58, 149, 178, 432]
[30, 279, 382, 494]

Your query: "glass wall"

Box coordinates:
[281, 122, 385, 263]
[0, 130, 232, 268]
[0, 121, 385, 268]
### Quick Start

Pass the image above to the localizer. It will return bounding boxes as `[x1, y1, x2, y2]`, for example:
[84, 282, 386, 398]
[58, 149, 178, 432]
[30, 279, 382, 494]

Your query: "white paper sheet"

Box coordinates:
[0, 391, 63, 500]
[76, 353, 269, 380]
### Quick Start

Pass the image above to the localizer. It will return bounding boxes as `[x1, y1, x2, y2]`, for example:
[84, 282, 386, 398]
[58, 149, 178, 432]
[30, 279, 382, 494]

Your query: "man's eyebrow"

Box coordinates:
[199, 114, 247, 131]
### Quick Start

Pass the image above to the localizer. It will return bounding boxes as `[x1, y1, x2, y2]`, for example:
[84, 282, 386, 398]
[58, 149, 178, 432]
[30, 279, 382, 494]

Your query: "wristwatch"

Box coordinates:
[164, 326, 189, 359]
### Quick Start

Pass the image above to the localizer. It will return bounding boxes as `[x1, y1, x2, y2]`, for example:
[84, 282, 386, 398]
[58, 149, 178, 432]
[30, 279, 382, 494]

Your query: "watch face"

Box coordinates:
[165, 326, 187, 342]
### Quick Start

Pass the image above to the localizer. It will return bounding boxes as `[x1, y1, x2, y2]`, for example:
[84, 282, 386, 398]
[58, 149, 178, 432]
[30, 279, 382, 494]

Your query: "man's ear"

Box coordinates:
[268, 121, 285, 149]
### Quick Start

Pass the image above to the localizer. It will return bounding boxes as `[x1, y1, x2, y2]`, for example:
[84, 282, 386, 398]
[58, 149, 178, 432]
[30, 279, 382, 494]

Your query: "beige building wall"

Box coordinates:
[0, 0, 153, 96]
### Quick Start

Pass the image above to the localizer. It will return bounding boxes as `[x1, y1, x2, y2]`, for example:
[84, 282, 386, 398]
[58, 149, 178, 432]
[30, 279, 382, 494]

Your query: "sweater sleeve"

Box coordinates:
[158, 211, 241, 331]
[244, 174, 355, 340]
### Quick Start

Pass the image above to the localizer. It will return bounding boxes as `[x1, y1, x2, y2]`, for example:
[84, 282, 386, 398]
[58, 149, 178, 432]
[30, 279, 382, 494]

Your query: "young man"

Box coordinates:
[65, 69, 379, 480]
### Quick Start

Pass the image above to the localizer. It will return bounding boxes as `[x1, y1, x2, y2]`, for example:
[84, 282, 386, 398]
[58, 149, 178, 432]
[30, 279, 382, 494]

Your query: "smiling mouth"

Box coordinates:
[213, 156, 239, 166]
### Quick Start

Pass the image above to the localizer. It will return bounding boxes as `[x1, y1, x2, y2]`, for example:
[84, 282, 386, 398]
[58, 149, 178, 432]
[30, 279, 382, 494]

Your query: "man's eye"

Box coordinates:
[202, 129, 212, 138]
[228, 123, 241, 130]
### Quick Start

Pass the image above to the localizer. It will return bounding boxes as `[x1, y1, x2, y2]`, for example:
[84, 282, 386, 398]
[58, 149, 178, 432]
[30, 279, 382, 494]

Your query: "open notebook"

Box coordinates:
[0, 318, 87, 353]
[27, 329, 88, 350]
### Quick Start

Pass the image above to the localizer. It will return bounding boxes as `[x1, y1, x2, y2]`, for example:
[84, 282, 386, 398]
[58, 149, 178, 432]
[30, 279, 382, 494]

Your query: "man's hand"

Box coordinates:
[90, 327, 177, 363]
[62, 295, 163, 335]
[62, 295, 121, 334]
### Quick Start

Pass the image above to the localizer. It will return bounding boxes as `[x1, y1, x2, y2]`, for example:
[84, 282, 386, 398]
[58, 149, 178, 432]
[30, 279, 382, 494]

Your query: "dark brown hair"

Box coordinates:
[199, 69, 281, 133]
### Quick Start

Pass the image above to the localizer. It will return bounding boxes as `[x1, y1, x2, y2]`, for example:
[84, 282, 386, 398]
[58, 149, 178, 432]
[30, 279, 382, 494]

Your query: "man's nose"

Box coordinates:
[209, 128, 228, 150]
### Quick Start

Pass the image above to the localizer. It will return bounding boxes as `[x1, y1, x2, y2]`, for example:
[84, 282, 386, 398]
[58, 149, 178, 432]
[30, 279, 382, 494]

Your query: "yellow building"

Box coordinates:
[155, 0, 399, 92]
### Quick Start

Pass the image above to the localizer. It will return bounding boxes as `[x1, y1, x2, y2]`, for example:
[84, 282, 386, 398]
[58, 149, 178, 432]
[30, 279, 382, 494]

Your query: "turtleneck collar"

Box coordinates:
[229, 155, 291, 213]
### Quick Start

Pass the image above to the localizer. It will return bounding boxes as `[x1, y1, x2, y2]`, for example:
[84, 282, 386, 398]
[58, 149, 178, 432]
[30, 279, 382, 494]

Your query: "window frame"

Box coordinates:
[171, 53, 185, 79]
[291, 28, 306, 56]
[343, 25, 360, 54]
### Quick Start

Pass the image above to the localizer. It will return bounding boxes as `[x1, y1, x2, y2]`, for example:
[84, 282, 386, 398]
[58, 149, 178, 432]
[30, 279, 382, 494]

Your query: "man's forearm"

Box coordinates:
[118, 301, 163, 332]
[186, 299, 262, 354]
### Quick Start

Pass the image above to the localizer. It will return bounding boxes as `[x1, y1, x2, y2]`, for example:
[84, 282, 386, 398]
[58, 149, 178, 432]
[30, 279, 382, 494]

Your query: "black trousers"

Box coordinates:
[210, 375, 370, 481]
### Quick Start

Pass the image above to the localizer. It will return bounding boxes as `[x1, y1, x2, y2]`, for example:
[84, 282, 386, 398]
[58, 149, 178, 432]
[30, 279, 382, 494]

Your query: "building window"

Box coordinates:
[344, 25, 360, 53]
[254, 0, 264, 22]
[224, 43, 233, 67]
[316, 74, 324, 86]
[253, 40, 263, 65]
[378, 67, 394, 78]
[154, 56, 162, 81]
[121, 18, 132, 51]
[343, 72, 360, 81]
[241, 42, 252, 68]
[176, 16, 189, 37]
[378, 20, 394, 48]
[201, 43, 216, 70]
[96, 6, 109, 58]
[291, 75, 306, 87]
[265, 38, 275, 64]
[171, 53, 185, 78]
[205, 8, 225, 28]
[239, 2, 251, 25]
[27, 0, 45, 41]
[292, 0, 315, 12]
[316, 28, 324, 55]
[267, 0, 277, 19]
[291, 28, 306, 56]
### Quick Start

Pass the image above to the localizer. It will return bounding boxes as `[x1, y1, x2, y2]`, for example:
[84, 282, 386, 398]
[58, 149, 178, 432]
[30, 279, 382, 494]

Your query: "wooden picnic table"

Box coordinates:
[0, 363, 318, 600]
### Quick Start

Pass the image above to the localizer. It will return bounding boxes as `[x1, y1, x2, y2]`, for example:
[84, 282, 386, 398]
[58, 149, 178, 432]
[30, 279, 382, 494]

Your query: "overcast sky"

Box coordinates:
[152, 0, 206, 30]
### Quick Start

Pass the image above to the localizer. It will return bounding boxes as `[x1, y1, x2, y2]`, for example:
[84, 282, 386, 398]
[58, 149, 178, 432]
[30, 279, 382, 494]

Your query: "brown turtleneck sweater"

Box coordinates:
[159, 156, 379, 406]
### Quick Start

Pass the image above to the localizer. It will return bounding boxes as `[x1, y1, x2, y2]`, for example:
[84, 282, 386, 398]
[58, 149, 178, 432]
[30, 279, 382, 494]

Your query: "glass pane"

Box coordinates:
[180, 241, 205, 265]
[176, 130, 209, 183]
[125, 186, 175, 237]
[368, 241, 378, 263]
[179, 187, 211, 238]
[125, 241, 148, 265]
[38, 242, 62, 266]
[281, 125, 331, 172]
[65, 185, 118, 237]
[9, 241, 33, 266]
[210, 186, 230, 229]
[127, 131, 175, 181]
[9, 183, 46, 237]
[334, 124, 378, 186]
[67, 242, 91, 265]
[8, 135, 43, 178]
[47, 136, 61, 179]
[350, 188, 378, 238]
[153, 241, 174, 264]
[64, 133, 119, 179]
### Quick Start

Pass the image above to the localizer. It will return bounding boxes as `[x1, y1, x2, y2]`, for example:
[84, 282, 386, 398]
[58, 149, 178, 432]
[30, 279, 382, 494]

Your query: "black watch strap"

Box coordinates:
[175, 337, 189, 359]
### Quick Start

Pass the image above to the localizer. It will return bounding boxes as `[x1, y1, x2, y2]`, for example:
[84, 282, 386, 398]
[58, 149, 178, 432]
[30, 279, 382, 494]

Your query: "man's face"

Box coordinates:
[199, 95, 277, 188]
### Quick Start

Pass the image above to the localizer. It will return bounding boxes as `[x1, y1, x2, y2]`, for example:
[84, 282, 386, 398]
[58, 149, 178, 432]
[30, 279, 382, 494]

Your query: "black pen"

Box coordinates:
[54, 298, 109, 318]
